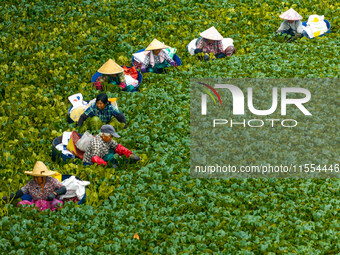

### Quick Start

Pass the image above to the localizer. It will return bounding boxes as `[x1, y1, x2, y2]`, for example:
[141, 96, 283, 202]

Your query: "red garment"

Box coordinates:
[119, 82, 126, 90]
[93, 77, 103, 90]
[123, 66, 138, 79]
[115, 144, 133, 158]
[91, 156, 107, 166]
[68, 131, 84, 159]
[133, 60, 143, 70]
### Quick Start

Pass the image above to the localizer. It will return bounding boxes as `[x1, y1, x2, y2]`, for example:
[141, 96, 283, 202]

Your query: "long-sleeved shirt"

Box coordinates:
[143, 50, 173, 67]
[277, 20, 303, 34]
[83, 134, 133, 163]
[77, 102, 126, 127]
[83, 103, 120, 123]
[196, 38, 224, 54]
[21, 177, 64, 201]
[83, 134, 119, 163]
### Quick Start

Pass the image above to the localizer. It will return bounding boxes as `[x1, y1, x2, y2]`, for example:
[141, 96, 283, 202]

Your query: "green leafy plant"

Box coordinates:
[0, 0, 339, 253]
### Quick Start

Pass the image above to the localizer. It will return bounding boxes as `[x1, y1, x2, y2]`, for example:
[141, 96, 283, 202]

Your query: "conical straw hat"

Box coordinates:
[200, 26, 223, 40]
[145, 39, 169, 51]
[97, 59, 124, 74]
[279, 8, 303, 20]
[24, 161, 56, 177]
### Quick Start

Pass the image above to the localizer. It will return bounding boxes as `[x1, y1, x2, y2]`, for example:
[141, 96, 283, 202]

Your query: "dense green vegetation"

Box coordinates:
[0, 0, 339, 253]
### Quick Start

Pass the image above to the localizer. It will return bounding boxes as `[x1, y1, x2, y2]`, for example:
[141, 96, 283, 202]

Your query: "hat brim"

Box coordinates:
[98, 70, 124, 75]
[24, 171, 56, 177]
[200, 35, 223, 40]
[279, 16, 302, 21]
[145, 45, 169, 51]
[97, 59, 124, 75]
[279, 9, 303, 21]
[112, 133, 120, 138]
[199, 27, 224, 41]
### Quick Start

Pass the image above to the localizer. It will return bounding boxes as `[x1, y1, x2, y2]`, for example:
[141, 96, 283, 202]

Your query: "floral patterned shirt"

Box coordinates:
[196, 38, 224, 54]
[20, 176, 64, 201]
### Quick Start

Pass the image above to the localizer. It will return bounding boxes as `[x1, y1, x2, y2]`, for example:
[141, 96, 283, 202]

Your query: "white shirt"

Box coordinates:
[277, 20, 304, 34]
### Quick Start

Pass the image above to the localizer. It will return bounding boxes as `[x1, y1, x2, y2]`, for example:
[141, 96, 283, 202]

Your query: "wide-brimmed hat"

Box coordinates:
[200, 26, 223, 41]
[24, 161, 56, 177]
[145, 39, 169, 51]
[279, 8, 303, 20]
[97, 59, 124, 75]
